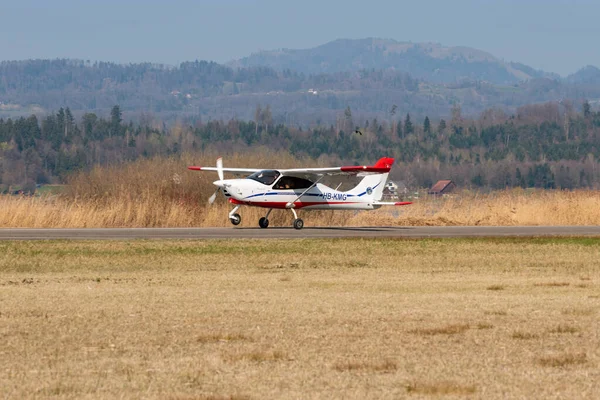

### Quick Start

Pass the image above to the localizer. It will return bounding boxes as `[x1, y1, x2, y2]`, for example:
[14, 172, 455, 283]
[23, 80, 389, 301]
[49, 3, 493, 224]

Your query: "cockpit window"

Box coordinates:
[247, 170, 280, 185]
[273, 176, 314, 190]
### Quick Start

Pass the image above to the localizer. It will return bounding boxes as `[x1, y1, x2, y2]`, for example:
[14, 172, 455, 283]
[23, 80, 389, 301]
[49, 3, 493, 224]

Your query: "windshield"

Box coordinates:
[247, 170, 280, 185]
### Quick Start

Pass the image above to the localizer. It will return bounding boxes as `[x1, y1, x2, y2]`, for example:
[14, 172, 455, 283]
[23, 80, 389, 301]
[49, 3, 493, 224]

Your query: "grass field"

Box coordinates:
[1, 238, 599, 399]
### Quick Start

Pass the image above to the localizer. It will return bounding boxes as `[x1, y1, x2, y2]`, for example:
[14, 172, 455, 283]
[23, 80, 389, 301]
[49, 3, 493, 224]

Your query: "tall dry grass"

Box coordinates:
[355, 188, 600, 227]
[2, 152, 600, 227]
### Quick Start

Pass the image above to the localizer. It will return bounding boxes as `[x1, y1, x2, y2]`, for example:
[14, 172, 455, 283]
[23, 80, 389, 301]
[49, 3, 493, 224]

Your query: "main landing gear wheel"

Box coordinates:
[293, 218, 304, 230]
[229, 213, 241, 226]
[259, 217, 269, 228]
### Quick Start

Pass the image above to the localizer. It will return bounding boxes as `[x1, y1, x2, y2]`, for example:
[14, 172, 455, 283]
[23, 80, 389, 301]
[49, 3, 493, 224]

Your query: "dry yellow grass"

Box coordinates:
[3, 153, 600, 228]
[549, 324, 580, 334]
[409, 323, 471, 336]
[1, 238, 599, 399]
[537, 353, 588, 368]
[406, 381, 477, 395]
[393, 188, 600, 226]
[5, 185, 600, 228]
[333, 359, 398, 373]
[512, 331, 540, 340]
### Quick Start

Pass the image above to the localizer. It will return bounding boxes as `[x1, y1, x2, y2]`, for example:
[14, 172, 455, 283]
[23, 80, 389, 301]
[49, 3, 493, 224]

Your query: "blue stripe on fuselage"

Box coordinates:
[243, 191, 350, 200]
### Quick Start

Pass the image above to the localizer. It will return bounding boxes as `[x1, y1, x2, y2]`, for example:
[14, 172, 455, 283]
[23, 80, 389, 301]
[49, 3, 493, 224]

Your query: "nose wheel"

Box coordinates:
[228, 205, 241, 226]
[229, 213, 241, 225]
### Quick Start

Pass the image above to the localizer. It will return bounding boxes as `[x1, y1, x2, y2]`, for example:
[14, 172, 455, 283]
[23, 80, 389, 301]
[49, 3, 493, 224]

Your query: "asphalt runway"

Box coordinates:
[1, 226, 600, 240]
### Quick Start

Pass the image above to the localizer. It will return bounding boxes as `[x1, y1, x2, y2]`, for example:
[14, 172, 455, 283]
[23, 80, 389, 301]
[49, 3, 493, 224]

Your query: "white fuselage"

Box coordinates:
[222, 179, 380, 210]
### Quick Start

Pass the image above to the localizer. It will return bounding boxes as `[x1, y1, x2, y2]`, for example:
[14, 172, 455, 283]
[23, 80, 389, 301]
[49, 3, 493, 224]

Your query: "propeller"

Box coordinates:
[216, 157, 224, 181]
[208, 188, 219, 204]
[208, 157, 225, 205]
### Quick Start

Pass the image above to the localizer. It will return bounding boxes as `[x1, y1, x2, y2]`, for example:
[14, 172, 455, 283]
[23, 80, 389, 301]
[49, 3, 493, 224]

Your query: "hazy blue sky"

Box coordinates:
[1, 0, 598, 75]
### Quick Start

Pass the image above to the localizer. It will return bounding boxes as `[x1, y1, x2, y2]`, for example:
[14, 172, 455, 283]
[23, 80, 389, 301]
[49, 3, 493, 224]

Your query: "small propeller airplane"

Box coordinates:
[188, 157, 411, 229]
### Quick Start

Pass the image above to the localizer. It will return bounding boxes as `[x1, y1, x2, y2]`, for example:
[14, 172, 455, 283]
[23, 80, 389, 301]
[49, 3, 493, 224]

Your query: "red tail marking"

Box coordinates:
[340, 157, 395, 173]
[374, 157, 395, 169]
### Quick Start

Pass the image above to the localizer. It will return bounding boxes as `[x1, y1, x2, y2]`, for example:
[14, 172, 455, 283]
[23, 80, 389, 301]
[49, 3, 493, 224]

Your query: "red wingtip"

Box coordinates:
[394, 201, 412, 206]
[188, 166, 202, 171]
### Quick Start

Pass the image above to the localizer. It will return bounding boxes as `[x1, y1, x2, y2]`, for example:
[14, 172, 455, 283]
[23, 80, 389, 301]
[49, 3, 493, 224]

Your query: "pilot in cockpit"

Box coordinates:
[275, 177, 292, 189]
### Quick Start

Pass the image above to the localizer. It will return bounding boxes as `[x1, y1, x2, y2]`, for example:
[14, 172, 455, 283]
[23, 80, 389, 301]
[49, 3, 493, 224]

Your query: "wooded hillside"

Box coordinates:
[1, 57, 599, 126]
[2, 101, 600, 192]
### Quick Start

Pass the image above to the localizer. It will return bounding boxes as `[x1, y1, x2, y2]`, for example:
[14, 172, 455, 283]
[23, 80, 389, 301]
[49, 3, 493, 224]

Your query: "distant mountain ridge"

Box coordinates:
[566, 65, 600, 84]
[1, 39, 600, 125]
[229, 38, 558, 85]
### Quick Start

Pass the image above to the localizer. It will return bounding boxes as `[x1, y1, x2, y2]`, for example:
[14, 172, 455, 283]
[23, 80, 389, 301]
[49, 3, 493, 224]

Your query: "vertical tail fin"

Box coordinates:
[346, 157, 394, 201]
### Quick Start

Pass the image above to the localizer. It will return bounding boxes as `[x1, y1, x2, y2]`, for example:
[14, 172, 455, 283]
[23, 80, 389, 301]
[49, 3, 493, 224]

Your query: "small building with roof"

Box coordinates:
[428, 180, 456, 196]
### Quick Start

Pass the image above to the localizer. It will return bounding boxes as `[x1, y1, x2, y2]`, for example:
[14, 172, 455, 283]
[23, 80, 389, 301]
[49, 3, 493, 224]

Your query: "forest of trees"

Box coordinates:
[2, 100, 600, 193]
[0, 59, 417, 115]
[2, 59, 600, 126]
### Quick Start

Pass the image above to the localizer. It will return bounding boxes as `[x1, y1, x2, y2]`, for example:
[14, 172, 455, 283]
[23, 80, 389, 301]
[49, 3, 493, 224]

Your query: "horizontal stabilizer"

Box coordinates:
[373, 201, 413, 206]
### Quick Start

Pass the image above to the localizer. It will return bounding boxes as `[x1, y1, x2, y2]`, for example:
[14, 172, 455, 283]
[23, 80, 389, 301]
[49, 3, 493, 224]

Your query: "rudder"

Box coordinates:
[346, 157, 394, 201]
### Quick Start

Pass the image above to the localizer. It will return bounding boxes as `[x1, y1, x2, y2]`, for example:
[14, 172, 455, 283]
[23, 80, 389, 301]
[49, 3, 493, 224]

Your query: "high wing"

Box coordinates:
[187, 165, 387, 176]
[188, 166, 260, 174]
[280, 165, 387, 176]
[280, 157, 394, 176]
[188, 157, 394, 176]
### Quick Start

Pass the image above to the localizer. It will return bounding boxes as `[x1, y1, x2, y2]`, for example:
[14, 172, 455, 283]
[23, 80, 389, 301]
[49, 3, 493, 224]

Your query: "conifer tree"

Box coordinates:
[404, 113, 413, 135]
[110, 105, 122, 137]
[423, 116, 431, 133]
